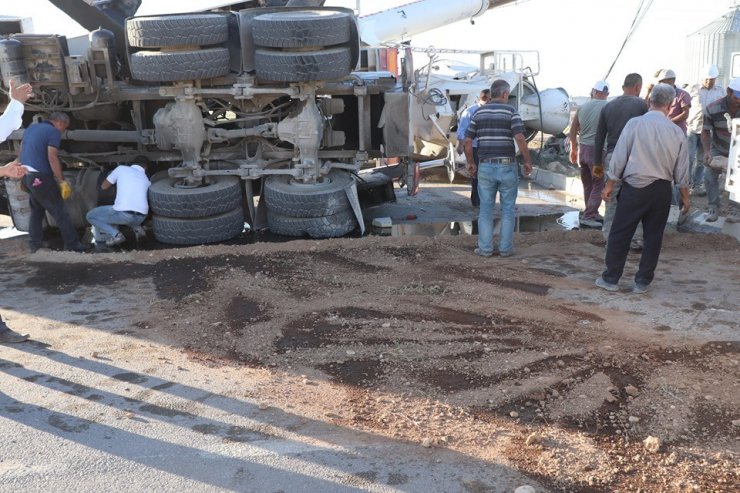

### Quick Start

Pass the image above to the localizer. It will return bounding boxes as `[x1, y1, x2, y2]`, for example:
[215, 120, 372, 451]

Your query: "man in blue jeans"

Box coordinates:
[456, 89, 490, 206]
[86, 156, 151, 249]
[463, 79, 532, 257]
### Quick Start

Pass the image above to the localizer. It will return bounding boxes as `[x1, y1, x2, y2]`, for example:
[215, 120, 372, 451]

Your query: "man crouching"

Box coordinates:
[596, 83, 690, 294]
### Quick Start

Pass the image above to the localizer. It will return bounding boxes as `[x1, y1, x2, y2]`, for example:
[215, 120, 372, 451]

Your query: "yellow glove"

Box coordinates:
[59, 180, 72, 200]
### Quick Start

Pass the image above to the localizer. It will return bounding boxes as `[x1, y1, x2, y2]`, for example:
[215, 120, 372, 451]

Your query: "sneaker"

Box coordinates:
[726, 211, 740, 224]
[692, 187, 707, 197]
[630, 239, 643, 252]
[579, 218, 603, 229]
[105, 233, 126, 247]
[595, 277, 619, 292]
[473, 248, 493, 258]
[705, 207, 718, 222]
[632, 282, 649, 294]
[499, 250, 513, 258]
[0, 328, 30, 344]
[133, 226, 147, 240]
[593, 214, 604, 222]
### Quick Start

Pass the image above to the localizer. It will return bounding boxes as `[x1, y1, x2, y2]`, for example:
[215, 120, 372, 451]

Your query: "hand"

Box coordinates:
[592, 165, 604, 180]
[681, 200, 690, 216]
[0, 161, 27, 179]
[466, 162, 477, 178]
[569, 148, 578, 165]
[602, 181, 614, 201]
[456, 142, 464, 155]
[523, 161, 532, 177]
[703, 151, 712, 165]
[59, 180, 72, 200]
[9, 79, 33, 103]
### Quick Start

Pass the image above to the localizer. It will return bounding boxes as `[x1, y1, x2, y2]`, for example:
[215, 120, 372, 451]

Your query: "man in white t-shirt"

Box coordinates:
[86, 157, 152, 248]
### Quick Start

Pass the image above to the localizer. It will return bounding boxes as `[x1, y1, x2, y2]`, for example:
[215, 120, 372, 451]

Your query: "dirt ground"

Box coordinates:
[1, 224, 739, 492]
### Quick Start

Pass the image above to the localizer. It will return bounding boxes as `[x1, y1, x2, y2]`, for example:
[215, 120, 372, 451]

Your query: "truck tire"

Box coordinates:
[153, 207, 245, 245]
[149, 176, 242, 219]
[129, 48, 230, 82]
[127, 14, 229, 48]
[267, 208, 357, 238]
[255, 47, 352, 82]
[252, 10, 352, 49]
[264, 170, 353, 218]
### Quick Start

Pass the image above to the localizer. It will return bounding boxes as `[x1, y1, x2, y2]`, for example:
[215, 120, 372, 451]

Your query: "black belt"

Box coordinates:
[480, 157, 515, 165]
[125, 211, 146, 216]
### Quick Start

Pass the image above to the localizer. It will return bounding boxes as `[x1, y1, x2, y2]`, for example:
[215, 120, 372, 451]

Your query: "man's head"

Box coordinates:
[622, 73, 643, 96]
[649, 83, 676, 113]
[490, 79, 510, 101]
[479, 89, 491, 104]
[702, 64, 719, 89]
[657, 69, 677, 87]
[591, 80, 609, 100]
[727, 77, 740, 106]
[48, 112, 70, 133]
[133, 155, 151, 171]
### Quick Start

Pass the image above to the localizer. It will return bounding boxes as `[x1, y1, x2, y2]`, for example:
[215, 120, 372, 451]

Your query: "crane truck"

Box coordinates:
[0, 0, 569, 245]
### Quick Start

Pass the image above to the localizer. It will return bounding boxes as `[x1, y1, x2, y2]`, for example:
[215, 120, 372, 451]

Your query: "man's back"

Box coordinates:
[576, 99, 608, 145]
[19, 121, 61, 174]
[596, 95, 648, 154]
[108, 165, 151, 215]
[467, 102, 525, 160]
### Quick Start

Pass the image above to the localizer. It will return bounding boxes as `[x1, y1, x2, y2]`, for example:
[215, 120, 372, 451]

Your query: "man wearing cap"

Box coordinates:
[687, 65, 724, 196]
[652, 69, 691, 133]
[594, 73, 649, 246]
[701, 77, 740, 223]
[569, 80, 610, 228]
[596, 83, 689, 294]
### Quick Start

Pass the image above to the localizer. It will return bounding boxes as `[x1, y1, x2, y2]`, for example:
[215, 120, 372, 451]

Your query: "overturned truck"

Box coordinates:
[0, 0, 567, 245]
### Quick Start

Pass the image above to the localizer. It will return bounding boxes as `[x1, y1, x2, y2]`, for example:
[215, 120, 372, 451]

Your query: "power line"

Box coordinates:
[603, 0, 655, 80]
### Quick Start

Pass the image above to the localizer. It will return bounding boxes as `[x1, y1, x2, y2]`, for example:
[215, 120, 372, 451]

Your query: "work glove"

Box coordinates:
[59, 180, 72, 200]
[592, 165, 604, 180]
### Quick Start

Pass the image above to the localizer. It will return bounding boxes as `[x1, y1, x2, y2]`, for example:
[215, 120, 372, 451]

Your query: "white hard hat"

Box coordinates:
[729, 77, 740, 93]
[703, 64, 719, 79]
[592, 80, 609, 92]
[657, 69, 676, 81]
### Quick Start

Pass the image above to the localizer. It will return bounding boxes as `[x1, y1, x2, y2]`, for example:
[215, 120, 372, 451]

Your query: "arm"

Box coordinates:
[700, 129, 712, 164]
[671, 93, 691, 124]
[514, 133, 532, 176]
[0, 80, 34, 143]
[0, 161, 27, 179]
[674, 137, 690, 214]
[101, 179, 113, 190]
[568, 112, 580, 164]
[593, 110, 607, 167]
[464, 137, 476, 177]
[47, 146, 65, 182]
[456, 107, 472, 153]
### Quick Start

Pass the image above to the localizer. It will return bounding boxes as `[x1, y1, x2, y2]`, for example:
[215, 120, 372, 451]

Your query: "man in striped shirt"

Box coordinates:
[464, 79, 532, 258]
[701, 77, 740, 223]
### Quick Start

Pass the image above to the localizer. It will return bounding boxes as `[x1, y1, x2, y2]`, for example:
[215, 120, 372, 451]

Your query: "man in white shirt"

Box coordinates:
[686, 64, 724, 196]
[0, 79, 34, 344]
[86, 157, 152, 248]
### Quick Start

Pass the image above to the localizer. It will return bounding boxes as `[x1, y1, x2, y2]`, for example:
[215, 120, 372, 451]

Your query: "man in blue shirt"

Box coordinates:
[464, 79, 532, 258]
[456, 89, 490, 206]
[19, 112, 87, 253]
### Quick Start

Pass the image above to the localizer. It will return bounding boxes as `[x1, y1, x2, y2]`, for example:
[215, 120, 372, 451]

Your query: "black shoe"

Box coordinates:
[0, 328, 30, 344]
[66, 243, 90, 253]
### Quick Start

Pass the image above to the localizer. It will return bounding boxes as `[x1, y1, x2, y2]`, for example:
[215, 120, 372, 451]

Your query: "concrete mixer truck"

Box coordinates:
[0, 0, 569, 244]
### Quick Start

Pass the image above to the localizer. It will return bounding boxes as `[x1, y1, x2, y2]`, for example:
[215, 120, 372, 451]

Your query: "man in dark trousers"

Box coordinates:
[19, 112, 87, 253]
[593, 73, 649, 246]
[0, 79, 34, 343]
[596, 83, 689, 294]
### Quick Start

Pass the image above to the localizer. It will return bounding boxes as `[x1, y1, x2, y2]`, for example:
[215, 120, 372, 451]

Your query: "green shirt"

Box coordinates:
[576, 99, 608, 146]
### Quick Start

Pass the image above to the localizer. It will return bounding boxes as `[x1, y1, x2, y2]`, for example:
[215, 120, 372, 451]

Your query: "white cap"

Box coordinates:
[593, 80, 609, 92]
[729, 77, 740, 94]
[703, 64, 719, 79]
[658, 69, 676, 81]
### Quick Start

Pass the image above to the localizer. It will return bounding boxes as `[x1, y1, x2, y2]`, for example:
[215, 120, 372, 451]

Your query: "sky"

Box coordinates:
[1, 0, 737, 96]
